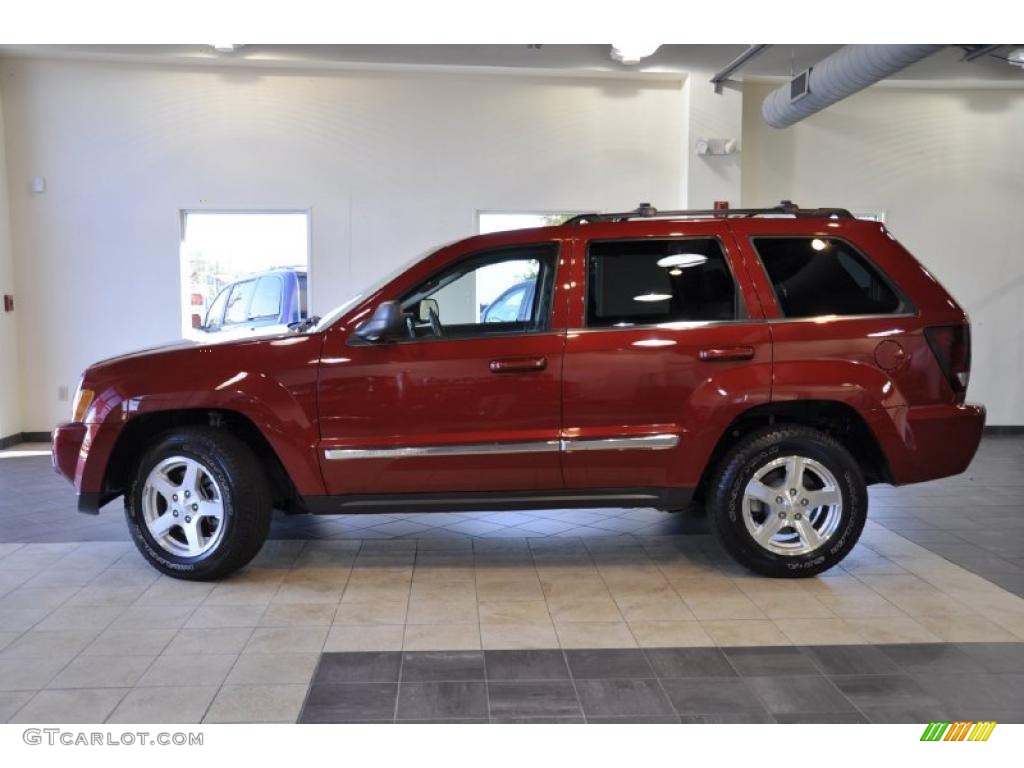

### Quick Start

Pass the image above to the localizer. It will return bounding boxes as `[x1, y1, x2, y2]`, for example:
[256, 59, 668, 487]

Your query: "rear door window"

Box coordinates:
[585, 238, 738, 327]
[753, 237, 908, 318]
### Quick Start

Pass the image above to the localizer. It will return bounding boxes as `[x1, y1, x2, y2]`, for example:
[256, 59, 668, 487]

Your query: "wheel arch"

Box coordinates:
[104, 408, 306, 513]
[694, 399, 892, 501]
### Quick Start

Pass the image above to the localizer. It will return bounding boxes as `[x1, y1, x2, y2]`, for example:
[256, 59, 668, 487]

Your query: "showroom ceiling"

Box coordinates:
[0, 44, 1022, 83]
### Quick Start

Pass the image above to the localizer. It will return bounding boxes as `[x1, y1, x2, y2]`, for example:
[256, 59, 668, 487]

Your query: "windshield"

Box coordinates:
[309, 243, 450, 332]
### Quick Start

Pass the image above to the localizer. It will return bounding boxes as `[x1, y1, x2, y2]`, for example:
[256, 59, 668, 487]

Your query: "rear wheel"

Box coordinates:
[706, 425, 867, 577]
[126, 427, 271, 580]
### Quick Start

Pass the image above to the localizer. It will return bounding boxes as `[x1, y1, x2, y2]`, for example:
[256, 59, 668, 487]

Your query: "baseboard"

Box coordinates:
[0, 431, 52, 449]
[983, 426, 1024, 435]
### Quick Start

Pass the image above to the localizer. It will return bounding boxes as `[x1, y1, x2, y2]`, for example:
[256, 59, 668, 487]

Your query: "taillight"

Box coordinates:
[924, 324, 971, 403]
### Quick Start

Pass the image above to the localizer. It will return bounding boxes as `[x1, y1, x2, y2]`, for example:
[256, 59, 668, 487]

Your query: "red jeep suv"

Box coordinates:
[52, 203, 985, 580]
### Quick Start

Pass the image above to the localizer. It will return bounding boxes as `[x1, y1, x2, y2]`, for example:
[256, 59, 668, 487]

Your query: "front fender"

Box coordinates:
[79, 334, 325, 499]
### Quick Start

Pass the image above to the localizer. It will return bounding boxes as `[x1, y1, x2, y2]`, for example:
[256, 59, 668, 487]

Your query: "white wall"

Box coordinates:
[0, 86, 20, 439]
[1, 58, 683, 431]
[680, 70, 743, 208]
[742, 82, 1024, 426]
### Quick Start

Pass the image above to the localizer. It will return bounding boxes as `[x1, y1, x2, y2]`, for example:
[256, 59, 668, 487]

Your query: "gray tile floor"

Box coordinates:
[298, 644, 1024, 723]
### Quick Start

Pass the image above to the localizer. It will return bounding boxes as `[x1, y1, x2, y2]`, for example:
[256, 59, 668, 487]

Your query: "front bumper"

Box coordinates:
[51, 422, 102, 514]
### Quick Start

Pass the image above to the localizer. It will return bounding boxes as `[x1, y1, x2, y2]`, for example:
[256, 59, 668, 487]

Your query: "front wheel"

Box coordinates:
[126, 427, 271, 580]
[706, 425, 867, 578]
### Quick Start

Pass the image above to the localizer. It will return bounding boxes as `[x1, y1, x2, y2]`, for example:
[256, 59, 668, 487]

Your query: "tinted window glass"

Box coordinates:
[250, 276, 282, 320]
[223, 280, 256, 325]
[586, 239, 737, 327]
[205, 286, 230, 328]
[754, 237, 905, 318]
[401, 244, 556, 339]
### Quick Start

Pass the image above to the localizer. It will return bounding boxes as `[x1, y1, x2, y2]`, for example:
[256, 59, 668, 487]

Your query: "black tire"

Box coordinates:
[706, 425, 867, 578]
[125, 427, 271, 580]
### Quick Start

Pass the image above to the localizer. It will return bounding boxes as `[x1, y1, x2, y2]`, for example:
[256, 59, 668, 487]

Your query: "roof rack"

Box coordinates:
[564, 201, 854, 225]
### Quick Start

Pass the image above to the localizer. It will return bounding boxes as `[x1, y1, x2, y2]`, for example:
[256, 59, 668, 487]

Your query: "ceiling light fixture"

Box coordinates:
[211, 43, 238, 53]
[610, 44, 661, 66]
[1008, 48, 1024, 69]
[634, 293, 672, 303]
[657, 253, 708, 269]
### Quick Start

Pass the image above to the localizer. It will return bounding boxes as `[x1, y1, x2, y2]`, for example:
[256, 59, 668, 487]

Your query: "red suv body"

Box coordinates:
[52, 205, 985, 579]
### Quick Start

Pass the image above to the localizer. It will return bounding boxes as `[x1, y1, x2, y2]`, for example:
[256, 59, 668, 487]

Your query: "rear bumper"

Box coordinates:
[51, 422, 103, 514]
[872, 403, 986, 485]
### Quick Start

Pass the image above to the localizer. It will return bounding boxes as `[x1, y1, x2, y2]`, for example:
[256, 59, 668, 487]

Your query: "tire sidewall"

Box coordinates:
[126, 434, 241, 578]
[717, 430, 866, 577]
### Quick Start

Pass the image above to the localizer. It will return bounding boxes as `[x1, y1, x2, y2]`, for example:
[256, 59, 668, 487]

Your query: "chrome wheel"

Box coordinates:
[141, 456, 225, 558]
[741, 455, 843, 557]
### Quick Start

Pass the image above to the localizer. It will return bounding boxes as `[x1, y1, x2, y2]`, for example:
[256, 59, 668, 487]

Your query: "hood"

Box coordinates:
[87, 331, 293, 372]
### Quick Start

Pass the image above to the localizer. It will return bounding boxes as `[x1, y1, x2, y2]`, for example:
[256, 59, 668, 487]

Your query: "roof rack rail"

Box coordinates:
[564, 201, 854, 225]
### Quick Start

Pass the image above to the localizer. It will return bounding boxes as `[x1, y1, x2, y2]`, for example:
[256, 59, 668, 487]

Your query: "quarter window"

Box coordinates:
[586, 239, 738, 327]
[753, 237, 906, 318]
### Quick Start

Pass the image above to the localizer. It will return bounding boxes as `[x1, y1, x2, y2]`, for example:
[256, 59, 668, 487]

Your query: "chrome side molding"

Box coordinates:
[324, 440, 560, 461]
[324, 434, 679, 461]
[561, 434, 679, 453]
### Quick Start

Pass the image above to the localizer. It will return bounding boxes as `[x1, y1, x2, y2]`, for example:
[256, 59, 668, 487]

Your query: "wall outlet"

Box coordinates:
[58, 385, 69, 402]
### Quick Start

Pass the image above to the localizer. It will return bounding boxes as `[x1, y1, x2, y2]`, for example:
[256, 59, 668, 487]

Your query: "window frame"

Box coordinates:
[749, 234, 917, 321]
[397, 242, 560, 343]
[581, 235, 749, 331]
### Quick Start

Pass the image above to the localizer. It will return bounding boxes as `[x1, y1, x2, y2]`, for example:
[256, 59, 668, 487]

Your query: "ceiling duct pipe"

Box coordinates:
[762, 44, 944, 128]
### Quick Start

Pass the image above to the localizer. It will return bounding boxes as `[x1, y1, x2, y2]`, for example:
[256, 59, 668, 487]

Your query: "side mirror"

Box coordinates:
[350, 300, 406, 344]
[418, 298, 439, 323]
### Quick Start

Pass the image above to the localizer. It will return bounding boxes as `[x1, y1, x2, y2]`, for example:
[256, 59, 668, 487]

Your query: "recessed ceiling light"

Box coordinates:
[610, 44, 661, 65]
[212, 44, 238, 53]
[657, 253, 708, 269]
[634, 293, 672, 303]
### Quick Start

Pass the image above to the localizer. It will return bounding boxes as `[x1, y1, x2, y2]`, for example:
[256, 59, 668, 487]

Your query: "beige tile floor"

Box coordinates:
[2, 517, 1024, 722]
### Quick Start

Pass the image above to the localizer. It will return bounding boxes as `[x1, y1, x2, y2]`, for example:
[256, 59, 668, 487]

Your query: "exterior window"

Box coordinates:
[401, 244, 557, 339]
[754, 237, 906, 318]
[250, 276, 283, 320]
[180, 211, 309, 339]
[223, 279, 256, 326]
[586, 239, 737, 327]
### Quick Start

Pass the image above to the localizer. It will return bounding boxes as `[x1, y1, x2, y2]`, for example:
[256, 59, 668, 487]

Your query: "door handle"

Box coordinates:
[489, 356, 548, 373]
[698, 346, 755, 362]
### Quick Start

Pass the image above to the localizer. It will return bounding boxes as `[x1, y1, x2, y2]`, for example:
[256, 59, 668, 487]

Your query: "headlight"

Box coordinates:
[71, 381, 95, 423]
